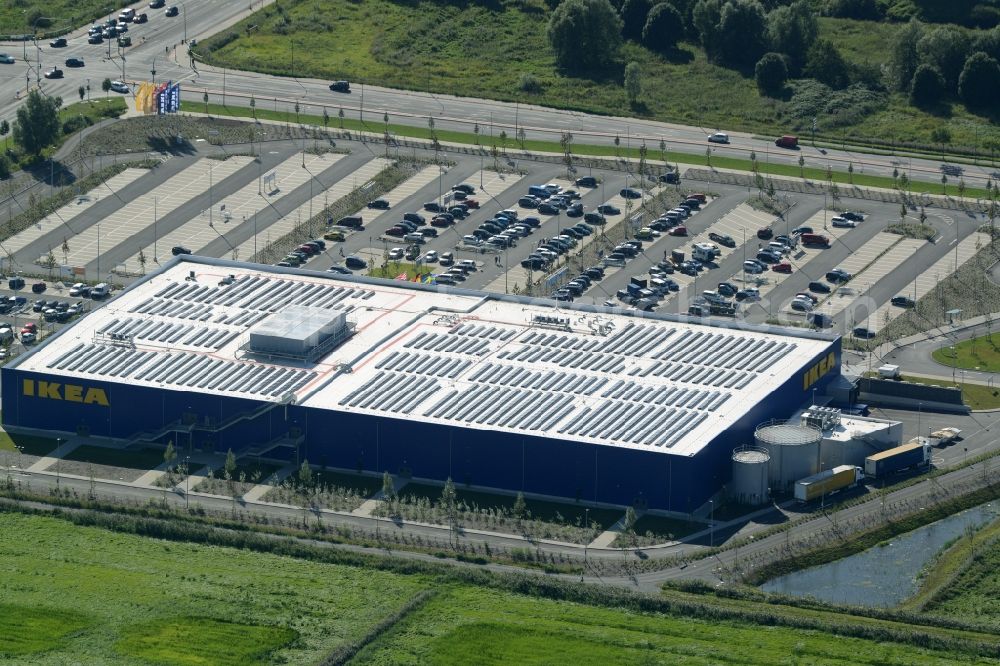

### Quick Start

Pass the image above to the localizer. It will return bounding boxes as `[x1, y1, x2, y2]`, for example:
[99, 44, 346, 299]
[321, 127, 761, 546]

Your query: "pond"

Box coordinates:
[761, 502, 1000, 607]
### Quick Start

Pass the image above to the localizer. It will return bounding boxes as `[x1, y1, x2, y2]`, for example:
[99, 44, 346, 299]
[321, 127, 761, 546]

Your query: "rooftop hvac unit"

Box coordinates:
[801, 406, 841, 431]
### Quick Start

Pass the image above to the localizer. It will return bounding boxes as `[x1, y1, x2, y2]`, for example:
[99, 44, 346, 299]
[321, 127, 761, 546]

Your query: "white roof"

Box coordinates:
[19, 259, 836, 456]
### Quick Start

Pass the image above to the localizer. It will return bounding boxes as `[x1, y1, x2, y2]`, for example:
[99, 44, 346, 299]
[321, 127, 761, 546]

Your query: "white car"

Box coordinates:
[20, 332, 37, 344]
[69, 282, 87, 296]
[830, 216, 856, 228]
[0, 54, 14, 64]
[707, 132, 730, 144]
[422, 250, 438, 263]
[109, 80, 130, 93]
[388, 247, 404, 261]
[742, 261, 764, 274]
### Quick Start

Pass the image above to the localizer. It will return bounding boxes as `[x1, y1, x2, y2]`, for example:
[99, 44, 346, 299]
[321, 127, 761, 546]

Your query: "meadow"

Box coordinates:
[919, 516, 1000, 627]
[195, 0, 1000, 152]
[4, 510, 999, 664]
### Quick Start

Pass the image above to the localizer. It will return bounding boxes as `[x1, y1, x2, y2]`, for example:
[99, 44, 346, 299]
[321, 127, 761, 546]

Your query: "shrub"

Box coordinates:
[958, 52, 1000, 109]
[909, 63, 946, 107]
[755, 52, 788, 97]
[517, 73, 543, 93]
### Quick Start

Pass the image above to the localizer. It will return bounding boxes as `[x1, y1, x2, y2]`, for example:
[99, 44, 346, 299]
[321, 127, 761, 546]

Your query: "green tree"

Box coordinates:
[224, 448, 237, 480]
[0, 120, 9, 150]
[298, 459, 312, 486]
[884, 18, 924, 92]
[513, 491, 527, 520]
[755, 52, 788, 96]
[12, 90, 61, 156]
[624, 61, 642, 107]
[642, 3, 683, 52]
[766, 0, 817, 74]
[441, 476, 457, 528]
[380, 471, 395, 515]
[692, 0, 722, 59]
[620, 0, 653, 40]
[909, 63, 946, 107]
[163, 441, 177, 472]
[622, 506, 637, 548]
[804, 39, 850, 89]
[972, 26, 1000, 62]
[249, 96, 256, 119]
[322, 107, 329, 128]
[958, 52, 1000, 110]
[548, 0, 623, 71]
[78, 85, 85, 102]
[102, 78, 112, 93]
[798, 154, 805, 177]
[717, 0, 768, 67]
[917, 25, 970, 92]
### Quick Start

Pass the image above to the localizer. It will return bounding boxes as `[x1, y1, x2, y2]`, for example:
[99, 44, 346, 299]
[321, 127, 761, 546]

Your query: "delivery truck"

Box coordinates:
[794, 465, 863, 503]
[929, 427, 961, 447]
[864, 440, 932, 478]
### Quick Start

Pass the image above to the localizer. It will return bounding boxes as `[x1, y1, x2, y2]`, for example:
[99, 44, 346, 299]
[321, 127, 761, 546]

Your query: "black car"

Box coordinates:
[171, 245, 192, 256]
[708, 232, 735, 247]
[597, 204, 620, 215]
[853, 327, 875, 339]
[367, 199, 390, 209]
[43, 68, 63, 79]
[757, 228, 773, 240]
[537, 203, 560, 215]
[345, 256, 367, 270]
[150, 0, 166, 6]
[88, 34, 103, 44]
[50, 38, 67, 48]
[620, 187, 642, 199]
[452, 183, 475, 194]
[717, 282, 738, 297]
[659, 172, 680, 184]
[65, 58, 85, 68]
[841, 211, 865, 222]
[583, 212, 606, 225]
[329, 80, 351, 93]
[826, 268, 852, 283]
[891, 295, 916, 308]
[808, 281, 832, 294]
[165, 6, 179, 16]
[575, 176, 597, 188]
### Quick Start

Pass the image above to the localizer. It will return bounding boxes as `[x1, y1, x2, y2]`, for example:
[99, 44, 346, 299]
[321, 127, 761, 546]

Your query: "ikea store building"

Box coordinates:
[1, 257, 842, 512]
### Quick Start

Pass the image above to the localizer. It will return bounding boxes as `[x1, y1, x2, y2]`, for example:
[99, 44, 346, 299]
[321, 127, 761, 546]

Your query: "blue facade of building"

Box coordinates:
[1, 337, 840, 511]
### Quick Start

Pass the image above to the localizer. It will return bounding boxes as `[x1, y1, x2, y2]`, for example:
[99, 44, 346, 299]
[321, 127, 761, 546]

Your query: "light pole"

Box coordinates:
[184, 454, 190, 509]
[708, 500, 714, 547]
[582, 506, 590, 581]
[55, 438, 62, 488]
[153, 196, 158, 262]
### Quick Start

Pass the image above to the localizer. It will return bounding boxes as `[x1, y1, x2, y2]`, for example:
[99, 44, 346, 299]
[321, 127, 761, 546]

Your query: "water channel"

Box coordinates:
[761, 501, 1000, 607]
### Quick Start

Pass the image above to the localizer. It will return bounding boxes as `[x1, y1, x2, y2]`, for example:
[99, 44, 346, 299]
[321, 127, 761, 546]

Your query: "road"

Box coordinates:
[2, 0, 998, 195]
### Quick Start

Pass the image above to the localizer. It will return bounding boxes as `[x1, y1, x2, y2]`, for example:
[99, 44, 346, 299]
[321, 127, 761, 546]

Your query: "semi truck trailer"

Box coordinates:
[794, 465, 863, 503]
[864, 440, 932, 478]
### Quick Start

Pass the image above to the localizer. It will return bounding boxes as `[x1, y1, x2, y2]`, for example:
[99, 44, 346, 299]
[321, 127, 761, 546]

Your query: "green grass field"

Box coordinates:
[919, 516, 1000, 626]
[933, 334, 1000, 373]
[3, 511, 1000, 663]
[353, 584, 993, 665]
[0, 2, 121, 35]
[0, 512, 427, 663]
[195, 0, 1000, 153]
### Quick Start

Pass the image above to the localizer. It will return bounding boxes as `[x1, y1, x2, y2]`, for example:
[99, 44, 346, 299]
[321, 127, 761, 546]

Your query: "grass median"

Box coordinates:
[181, 100, 988, 199]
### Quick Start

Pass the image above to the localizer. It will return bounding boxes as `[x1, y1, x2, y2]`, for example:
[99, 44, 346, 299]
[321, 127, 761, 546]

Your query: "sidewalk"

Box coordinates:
[353, 474, 410, 517]
[242, 463, 296, 503]
[26, 439, 82, 472]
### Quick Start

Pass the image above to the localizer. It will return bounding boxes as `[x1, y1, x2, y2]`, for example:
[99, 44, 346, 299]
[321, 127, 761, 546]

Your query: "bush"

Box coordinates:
[958, 52, 1000, 110]
[755, 52, 788, 97]
[642, 3, 683, 52]
[909, 64, 946, 107]
[548, 0, 623, 70]
[61, 115, 93, 136]
[0, 154, 10, 180]
[517, 73, 543, 93]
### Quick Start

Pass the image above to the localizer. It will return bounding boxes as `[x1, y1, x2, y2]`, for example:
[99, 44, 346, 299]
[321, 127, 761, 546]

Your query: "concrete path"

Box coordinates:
[242, 463, 296, 503]
[26, 439, 83, 473]
[133, 461, 171, 487]
[179, 465, 216, 492]
[353, 475, 410, 517]
[588, 512, 628, 548]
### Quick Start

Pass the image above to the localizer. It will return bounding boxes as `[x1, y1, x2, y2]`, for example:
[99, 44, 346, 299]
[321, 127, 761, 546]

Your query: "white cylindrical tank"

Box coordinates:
[730, 446, 770, 506]
[755, 421, 822, 491]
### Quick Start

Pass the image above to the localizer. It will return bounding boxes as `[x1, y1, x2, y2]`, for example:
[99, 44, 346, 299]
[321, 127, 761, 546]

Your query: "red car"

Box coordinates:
[687, 193, 707, 203]
[431, 217, 451, 228]
[21, 323, 37, 334]
[385, 226, 406, 237]
[464, 199, 480, 209]
[772, 262, 792, 273]
[669, 226, 687, 236]
[298, 244, 318, 255]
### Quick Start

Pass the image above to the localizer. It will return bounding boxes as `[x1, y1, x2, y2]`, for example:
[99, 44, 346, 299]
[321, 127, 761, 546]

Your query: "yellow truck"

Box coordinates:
[794, 465, 863, 503]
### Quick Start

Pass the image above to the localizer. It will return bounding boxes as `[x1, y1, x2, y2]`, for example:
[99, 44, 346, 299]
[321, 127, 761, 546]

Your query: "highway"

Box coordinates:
[1, 0, 998, 195]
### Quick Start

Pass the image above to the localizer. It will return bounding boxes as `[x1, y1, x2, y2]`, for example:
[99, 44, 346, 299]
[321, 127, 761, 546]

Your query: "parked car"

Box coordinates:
[171, 245, 192, 255]
[345, 256, 367, 270]
[841, 211, 866, 222]
[620, 187, 642, 199]
[808, 281, 832, 294]
[597, 204, 620, 215]
[575, 176, 597, 187]
[891, 295, 916, 308]
[165, 5, 179, 16]
[367, 198, 390, 209]
[742, 261, 765, 274]
[708, 232, 735, 247]
[109, 80, 129, 93]
[831, 216, 856, 228]
[88, 34, 103, 44]
[668, 226, 687, 236]
[826, 268, 852, 283]
[0, 54, 14, 64]
[772, 262, 792, 273]
[757, 228, 773, 240]
[31, 282, 46, 294]
[659, 172, 680, 184]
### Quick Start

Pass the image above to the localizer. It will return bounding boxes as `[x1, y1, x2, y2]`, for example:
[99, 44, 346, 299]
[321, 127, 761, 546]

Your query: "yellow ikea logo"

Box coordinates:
[23, 379, 109, 406]
[803, 352, 837, 391]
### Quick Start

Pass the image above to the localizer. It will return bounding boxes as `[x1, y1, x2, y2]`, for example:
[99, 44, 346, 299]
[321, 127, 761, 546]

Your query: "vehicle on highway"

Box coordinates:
[50, 38, 67, 48]
[323, 230, 345, 242]
[133, 13, 148, 23]
[109, 80, 129, 93]
[165, 6, 179, 17]
[707, 132, 730, 144]
[88, 34, 103, 44]
[708, 232, 735, 247]
[65, 58, 85, 68]
[891, 295, 916, 308]
[150, 0, 166, 7]
[831, 216, 856, 228]
[0, 54, 14, 64]
[329, 80, 350, 93]
[43, 67, 63, 79]
[808, 280, 832, 293]
[775, 135, 798, 149]
[118, 36, 132, 47]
